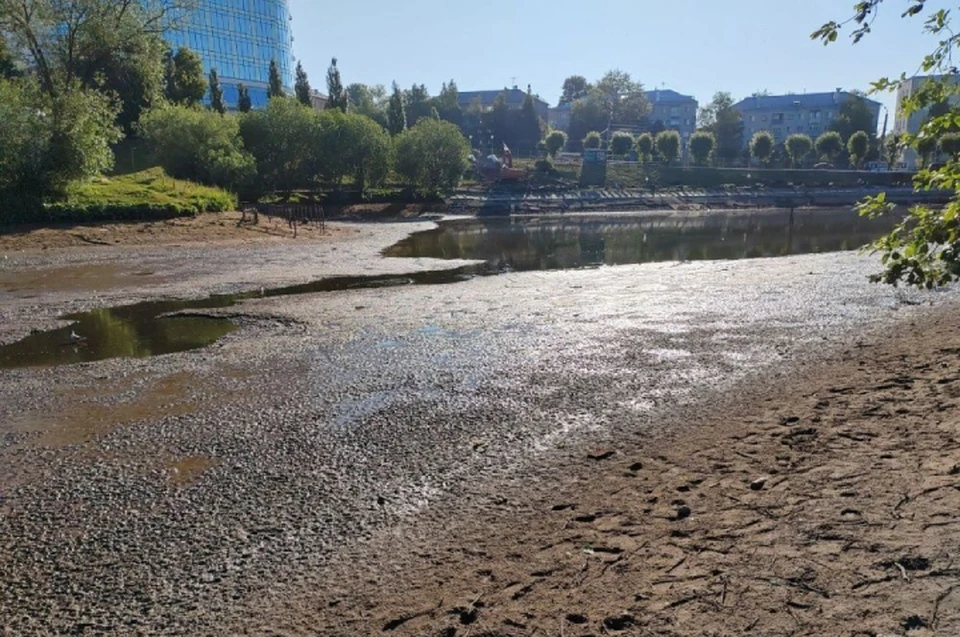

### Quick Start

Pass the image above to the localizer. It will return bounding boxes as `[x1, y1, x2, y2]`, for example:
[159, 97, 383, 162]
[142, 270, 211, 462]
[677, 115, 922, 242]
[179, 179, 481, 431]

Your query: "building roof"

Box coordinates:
[734, 91, 881, 111]
[458, 88, 549, 108]
[645, 89, 696, 103]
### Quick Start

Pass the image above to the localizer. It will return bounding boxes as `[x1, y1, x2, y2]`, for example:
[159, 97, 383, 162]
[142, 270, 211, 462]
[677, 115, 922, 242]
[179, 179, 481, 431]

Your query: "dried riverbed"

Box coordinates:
[0, 213, 957, 635]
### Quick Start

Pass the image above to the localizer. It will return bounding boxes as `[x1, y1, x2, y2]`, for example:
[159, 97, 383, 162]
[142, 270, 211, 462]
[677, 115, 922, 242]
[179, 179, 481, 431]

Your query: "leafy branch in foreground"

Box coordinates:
[813, 2, 960, 288]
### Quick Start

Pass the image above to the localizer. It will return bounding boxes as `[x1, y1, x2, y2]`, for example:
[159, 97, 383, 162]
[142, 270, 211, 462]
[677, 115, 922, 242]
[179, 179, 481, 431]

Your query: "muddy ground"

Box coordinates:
[0, 216, 958, 636]
[0, 211, 348, 253]
[292, 305, 960, 637]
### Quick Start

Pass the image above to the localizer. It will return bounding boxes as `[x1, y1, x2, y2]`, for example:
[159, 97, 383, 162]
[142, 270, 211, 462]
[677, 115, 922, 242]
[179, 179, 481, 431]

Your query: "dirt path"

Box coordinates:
[275, 307, 960, 637]
[0, 211, 347, 253]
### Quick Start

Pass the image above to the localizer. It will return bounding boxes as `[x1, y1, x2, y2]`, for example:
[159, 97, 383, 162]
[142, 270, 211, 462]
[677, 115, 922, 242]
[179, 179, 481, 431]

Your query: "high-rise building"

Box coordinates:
[163, 0, 296, 110]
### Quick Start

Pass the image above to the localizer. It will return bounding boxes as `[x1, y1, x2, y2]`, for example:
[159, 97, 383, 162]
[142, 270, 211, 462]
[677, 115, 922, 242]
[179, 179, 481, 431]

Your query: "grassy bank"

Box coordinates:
[2, 168, 236, 226]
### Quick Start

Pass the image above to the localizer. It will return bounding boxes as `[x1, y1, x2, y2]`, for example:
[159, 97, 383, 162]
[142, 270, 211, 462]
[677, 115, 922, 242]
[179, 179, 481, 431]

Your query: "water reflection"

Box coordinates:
[385, 210, 900, 272]
[0, 301, 237, 369]
[0, 268, 483, 369]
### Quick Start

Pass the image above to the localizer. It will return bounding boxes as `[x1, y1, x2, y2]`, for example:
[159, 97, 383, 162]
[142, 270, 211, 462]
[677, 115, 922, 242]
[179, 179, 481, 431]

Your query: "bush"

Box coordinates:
[786, 134, 814, 167]
[583, 131, 603, 149]
[689, 131, 716, 166]
[750, 131, 775, 164]
[815, 131, 844, 162]
[610, 132, 635, 156]
[847, 130, 870, 167]
[545, 130, 568, 157]
[656, 130, 681, 164]
[139, 103, 254, 190]
[394, 118, 470, 194]
[635, 133, 654, 161]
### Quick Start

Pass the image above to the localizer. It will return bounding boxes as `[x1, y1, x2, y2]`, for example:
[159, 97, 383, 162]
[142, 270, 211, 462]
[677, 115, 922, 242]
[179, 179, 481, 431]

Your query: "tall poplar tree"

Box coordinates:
[294, 61, 312, 107]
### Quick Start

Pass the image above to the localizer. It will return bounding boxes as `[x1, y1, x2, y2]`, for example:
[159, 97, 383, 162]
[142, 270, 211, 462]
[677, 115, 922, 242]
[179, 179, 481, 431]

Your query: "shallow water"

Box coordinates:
[0, 209, 898, 369]
[0, 267, 483, 369]
[384, 210, 899, 272]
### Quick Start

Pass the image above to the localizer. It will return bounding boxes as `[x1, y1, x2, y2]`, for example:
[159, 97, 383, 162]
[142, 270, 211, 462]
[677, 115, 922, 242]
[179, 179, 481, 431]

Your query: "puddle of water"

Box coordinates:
[0, 267, 485, 369]
[0, 264, 159, 296]
[384, 210, 899, 271]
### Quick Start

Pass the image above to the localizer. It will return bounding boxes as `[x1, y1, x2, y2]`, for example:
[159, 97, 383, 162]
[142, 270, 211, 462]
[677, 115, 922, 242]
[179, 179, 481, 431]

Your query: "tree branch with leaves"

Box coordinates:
[814, 1, 960, 287]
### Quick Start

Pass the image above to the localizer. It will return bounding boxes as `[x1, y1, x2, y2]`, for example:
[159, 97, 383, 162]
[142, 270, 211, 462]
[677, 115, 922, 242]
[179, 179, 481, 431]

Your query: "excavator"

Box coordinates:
[472, 144, 528, 183]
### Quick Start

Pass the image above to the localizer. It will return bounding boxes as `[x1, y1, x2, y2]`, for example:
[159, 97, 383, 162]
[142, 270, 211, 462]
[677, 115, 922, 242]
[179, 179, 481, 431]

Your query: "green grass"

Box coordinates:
[67, 167, 235, 212]
[2, 168, 236, 226]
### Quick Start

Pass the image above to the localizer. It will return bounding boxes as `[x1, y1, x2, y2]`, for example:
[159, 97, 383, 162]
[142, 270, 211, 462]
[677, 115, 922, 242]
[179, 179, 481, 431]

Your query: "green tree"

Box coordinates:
[295, 61, 312, 107]
[268, 59, 285, 99]
[561, 75, 591, 104]
[387, 82, 406, 136]
[312, 111, 391, 191]
[0, 34, 21, 79]
[237, 84, 252, 113]
[324, 57, 346, 112]
[165, 47, 206, 107]
[433, 80, 462, 127]
[689, 131, 716, 166]
[814, 131, 843, 163]
[939, 132, 960, 161]
[830, 93, 877, 142]
[518, 91, 543, 153]
[0, 0, 184, 132]
[545, 130, 568, 157]
[140, 103, 255, 189]
[656, 130, 681, 164]
[847, 130, 870, 168]
[346, 83, 388, 127]
[749, 131, 775, 164]
[595, 69, 650, 127]
[699, 92, 743, 165]
[916, 134, 938, 168]
[239, 97, 315, 192]
[568, 95, 608, 150]
[394, 118, 470, 194]
[583, 131, 602, 149]
[610, 131, 635, 157]
[635, 133, 654, 161]
[814, 1, 960, 287]
[403, 84, 432, 127]
[0, 77, 121, 202]
[785, 133, 814, 167]
[208, 69, 225, 115]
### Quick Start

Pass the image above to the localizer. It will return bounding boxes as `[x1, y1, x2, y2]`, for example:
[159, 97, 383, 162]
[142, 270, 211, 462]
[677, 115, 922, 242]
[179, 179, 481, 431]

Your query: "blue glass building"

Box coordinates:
[163, 0, 296, 109]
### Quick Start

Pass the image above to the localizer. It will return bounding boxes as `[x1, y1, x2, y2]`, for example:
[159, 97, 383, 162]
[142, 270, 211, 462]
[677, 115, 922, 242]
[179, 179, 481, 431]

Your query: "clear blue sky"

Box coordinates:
[290, 0, 945, 131]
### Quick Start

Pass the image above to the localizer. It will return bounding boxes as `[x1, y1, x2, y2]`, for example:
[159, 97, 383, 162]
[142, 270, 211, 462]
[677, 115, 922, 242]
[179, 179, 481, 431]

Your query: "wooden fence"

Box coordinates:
[251, 203, 325, 237]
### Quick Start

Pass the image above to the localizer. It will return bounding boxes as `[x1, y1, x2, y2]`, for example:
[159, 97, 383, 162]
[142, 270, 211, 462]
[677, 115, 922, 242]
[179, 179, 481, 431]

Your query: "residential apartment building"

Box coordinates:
[645, 89, 698, 140]
[457, 87, 550, 120]
[893, 74, 960, 168]
[735, 90, 881, 146]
